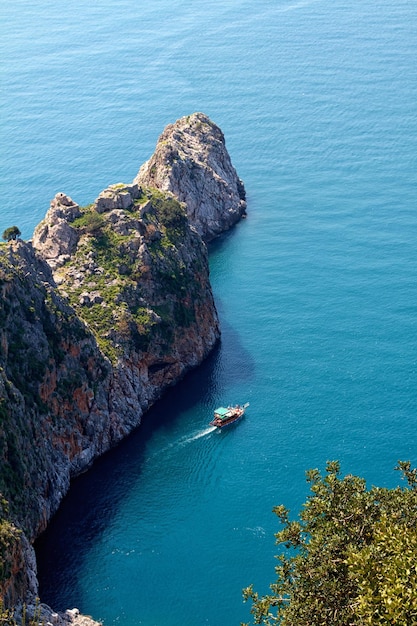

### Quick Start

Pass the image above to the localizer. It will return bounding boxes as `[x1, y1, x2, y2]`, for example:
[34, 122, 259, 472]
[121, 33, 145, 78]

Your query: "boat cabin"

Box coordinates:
[214, 407, 233, 421]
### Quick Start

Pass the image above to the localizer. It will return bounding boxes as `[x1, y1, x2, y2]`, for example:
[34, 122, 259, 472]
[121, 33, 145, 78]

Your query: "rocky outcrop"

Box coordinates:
[135, 112, 246, 241]
[0, 241, 112, 618]
[32, 193, 81, 269]
[12, 602, 102, 626]
[2, 187, 219, 512]
[0, 113, 245, 622]
[1, 193, 220, 611]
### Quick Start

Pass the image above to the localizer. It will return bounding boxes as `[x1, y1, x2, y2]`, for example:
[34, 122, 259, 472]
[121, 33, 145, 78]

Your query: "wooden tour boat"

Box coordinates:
[210, 403, 249, 428]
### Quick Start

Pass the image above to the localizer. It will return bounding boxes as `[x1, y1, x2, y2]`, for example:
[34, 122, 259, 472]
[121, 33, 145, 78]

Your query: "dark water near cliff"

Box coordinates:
[2, 1, 417, 624]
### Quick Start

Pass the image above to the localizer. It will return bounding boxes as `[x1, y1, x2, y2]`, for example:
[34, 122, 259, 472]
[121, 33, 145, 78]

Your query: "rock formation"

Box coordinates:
[31, 193, 81, 269]
[135, 112, 246, 241]
[0, 113, 245, 624]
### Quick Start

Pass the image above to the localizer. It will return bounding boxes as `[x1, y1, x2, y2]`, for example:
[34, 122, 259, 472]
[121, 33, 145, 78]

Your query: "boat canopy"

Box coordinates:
[214, 407, 231, 417]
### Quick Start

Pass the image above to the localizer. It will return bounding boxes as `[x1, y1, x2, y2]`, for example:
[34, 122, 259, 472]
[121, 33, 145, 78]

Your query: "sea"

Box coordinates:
[2, 1, 417, 624]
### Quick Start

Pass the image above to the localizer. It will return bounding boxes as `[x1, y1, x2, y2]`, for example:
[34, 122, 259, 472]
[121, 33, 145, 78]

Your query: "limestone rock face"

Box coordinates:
[24, 185, 220, 534]
[94, 183, 141, 213]
[0, 113, 245, 619]
[2, 189, 220, 607]
[32, 193, 81, 269]
[135, 112, 246, 241]
[0, 241, 112, 541]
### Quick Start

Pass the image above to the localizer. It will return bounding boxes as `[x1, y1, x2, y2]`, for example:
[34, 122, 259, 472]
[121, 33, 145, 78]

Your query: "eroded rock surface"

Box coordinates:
[135, 112, 246, 241]
[1, 190, 220, 610]
[32, 193, 81, 269]
[0, 113, 246, 622]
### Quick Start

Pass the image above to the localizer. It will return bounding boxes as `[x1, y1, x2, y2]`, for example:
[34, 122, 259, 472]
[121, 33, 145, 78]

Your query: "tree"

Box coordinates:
[242, 461, 417, 626]
[2, 227, 21, 242]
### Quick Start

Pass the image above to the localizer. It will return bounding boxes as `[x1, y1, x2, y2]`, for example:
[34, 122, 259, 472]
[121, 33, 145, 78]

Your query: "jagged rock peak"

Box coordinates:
[32, 193, 81, 269]
[134, 112, 247, 241]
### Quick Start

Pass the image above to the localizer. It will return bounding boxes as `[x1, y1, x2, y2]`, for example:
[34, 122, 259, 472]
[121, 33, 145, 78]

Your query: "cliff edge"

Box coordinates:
[135, 112, 246, 241]
[0, 113, 245, 623]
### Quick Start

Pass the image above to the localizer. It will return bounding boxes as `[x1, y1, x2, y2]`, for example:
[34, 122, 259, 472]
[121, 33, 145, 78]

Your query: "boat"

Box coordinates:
[210, 403, 249, 428]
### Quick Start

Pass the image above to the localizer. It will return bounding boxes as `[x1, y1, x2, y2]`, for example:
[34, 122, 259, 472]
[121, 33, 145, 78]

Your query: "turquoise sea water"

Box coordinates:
[2, 1, 417, 624]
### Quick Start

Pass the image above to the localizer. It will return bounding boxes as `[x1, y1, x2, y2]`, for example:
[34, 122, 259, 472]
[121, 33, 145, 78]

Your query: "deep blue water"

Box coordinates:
[2, 1, 417, 624]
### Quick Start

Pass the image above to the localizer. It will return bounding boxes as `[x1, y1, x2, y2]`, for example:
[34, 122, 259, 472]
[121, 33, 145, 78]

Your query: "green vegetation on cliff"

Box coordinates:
[243, 461, 417, 626]
[0, 182, 217, 548]
[0, 113, 234, 613]
[58, 187, 199, 362]
[0, 497, 21, 588]
[0, 244, 109, 537]
[0, 598, 45, 626]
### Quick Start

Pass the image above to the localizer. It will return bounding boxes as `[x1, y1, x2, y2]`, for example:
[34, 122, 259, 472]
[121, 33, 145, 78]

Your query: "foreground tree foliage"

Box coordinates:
[242, 461, 417, 626]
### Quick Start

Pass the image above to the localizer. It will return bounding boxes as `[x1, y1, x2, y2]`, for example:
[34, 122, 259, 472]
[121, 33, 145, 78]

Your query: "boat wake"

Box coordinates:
[146, 426, 217, 462]
[180, 426, 217, 445]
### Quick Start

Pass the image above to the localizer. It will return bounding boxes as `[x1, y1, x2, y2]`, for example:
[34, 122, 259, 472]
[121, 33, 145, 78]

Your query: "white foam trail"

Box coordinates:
[146, 426, 217, 462]
[180, 426, 217, 445]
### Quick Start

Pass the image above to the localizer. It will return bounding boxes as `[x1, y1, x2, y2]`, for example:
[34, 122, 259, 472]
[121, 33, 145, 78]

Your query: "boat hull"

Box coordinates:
[209, 413, 244, 428]
[209, 403, 248, 428]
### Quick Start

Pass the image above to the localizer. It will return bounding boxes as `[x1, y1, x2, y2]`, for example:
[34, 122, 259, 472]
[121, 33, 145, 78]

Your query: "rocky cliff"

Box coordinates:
[135, 112, 246, 241]
[0, 113, 245, 623]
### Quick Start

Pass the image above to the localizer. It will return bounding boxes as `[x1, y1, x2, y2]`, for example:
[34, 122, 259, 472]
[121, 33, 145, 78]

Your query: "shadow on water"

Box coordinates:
[206, 219, 248, 257]
[35, 315, 255, 610]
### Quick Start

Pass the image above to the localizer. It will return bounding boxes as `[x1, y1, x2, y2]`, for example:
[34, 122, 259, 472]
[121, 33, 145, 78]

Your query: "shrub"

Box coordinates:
[2, 227, 21, 242]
